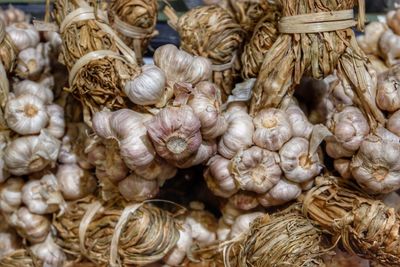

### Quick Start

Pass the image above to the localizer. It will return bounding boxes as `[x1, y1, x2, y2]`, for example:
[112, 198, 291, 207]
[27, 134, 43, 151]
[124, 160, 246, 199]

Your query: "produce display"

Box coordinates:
[0, 1, 399, 266]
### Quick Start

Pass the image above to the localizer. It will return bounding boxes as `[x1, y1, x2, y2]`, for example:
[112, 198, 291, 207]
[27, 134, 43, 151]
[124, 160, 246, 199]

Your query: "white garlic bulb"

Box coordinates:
[188, 81, 227, 140]
[204, 155, 238, 198]
[175, 140, 216, 169]
[6, 22, 40, 51]
[285, 104, 313, 139]
[231, 146, 282, 194]
[229, 212, 264, 239]
[154, 44, 212, 84]
[9, 207, 50, 244]
[221, 201, 243, 226]
[257, 178, 302, 207]
[351, 127, 400, 194]
[279, 137, 322, 183]
[229, 191, 259, 210]
[185, 204, 217, 247]
[0, 229, 21, 259]
[92, 110, 114, 139]
[163, 223, 193, 266]
[16, 47, 46, 79]
[253, 108, 292, 151]
[218, 105, 254, 159]
[46, 104, 65, 139]
[146, 105, 202, 162]
[0, 177, 24, 213]
[379, 29, 400, 66]
[376, 65, 400, 112]
[4, 131, 60, 175]
[124, 64, 166, 105]
[13, 80, 54, 104]
[5, 94, 49, 135]
[388, 110, 400, 137]
[357, 21, 387, 56]
[118, 173, 159, 202]
[30, 234, 66, 267]
[334, 158, 352, 179]
[56, 164, 96, 201]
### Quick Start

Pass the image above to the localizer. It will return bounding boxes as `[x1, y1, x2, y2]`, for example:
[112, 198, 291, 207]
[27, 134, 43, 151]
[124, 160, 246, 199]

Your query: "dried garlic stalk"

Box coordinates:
[0, 19, 18, 72]
[0, 249, 34, 267]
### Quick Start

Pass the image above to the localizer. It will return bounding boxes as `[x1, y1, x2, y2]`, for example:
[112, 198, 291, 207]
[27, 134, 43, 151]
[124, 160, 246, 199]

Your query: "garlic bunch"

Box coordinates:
[30, 234, 66, 267]
[4, 130, 60, 175]
[257, 178, 302, 207]
[357, 22, 387, 56]
[229, 212, 264, 239]
[0, 228, 21, 259]
[15, 46, 46, 80]
[6, 22, 39, 51]
[13, 79, 54, 104]
[163, 223, 193, 266]
[379, 29, 400, 66]
[0, 177, 23, 213]
[185, 202, 217, 247]
[376, 65, 400, 112]
[118, 173, 159, 202]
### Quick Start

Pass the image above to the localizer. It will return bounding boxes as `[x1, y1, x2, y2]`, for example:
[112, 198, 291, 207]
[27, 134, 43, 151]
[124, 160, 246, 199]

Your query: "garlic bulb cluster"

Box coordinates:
[6, 22, 39, 51]
[30, 234, 66, 267]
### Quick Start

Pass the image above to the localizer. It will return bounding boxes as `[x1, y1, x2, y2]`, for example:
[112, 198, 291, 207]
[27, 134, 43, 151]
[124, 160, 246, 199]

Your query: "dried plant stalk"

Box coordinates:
[0, 250, 35, 267]
[250, 0, 384, 128]
[165, 5, 244, 100]
[303, 176, 400, 265]
[0, 62, 9, 131]
[0, 19, 18, 73]
[53, 196, 180, 266]
[110, 0, 158, 63]
[225, 205, 326, 267]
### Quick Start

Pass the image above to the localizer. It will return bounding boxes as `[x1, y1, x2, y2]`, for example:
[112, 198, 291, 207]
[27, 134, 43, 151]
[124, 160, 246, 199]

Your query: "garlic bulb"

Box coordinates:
[175, 140, 216, 169]
[163, 223, 193, 266]
[379, 29, 400, 66]
[9, 207, 50, 244]
[351, 127, 400, 194]
[229, 212, 264, 239]
[0, 229, 21, 259]
[0, 177, 24, 213]
[257, 178, 302, 207]
[95, 144, 129, 184]
[134, 157, 177, 181]
[231, 146, 281, 194]
[388, 110, 400, 137]
[218, 104, 254, 159]
[146, 105, 202, 162]
[124, 64, 166, 105]
[229, 191, 259, 211]
[204, 155, 238, 198]
[1, 6, 25, 26]
[15, 47, 46, 80]
[4, 131, 60, 175]
[217, 219, 231, 241]
[285, 104, 313, 139]
[22, 174, 62, 215]
[154, 44, 212, 84]
[5, 94, 49, 135]
[334, 158, 352, 179]
[13, 80, 54, 104]
[253, 108, 292, 151]
[221, 201, 243, 226]
[92, 110, 114, 139]
[357, 21, 387, 56]
[46, 104, 65, 139]
[185, 203, 217, 246]
[30, 234, 66, 267]
[118, 173, 159, 202]
[376, 65, 400, 112]
[387, 9, 400, 36]
[56, 164, 96, 201]
[328, 74, 354, 107]
[188, 81, 227, 140]
[279, 137, 322, 183]
[6, 22, 40, 51]
[325, 106, 370, 159]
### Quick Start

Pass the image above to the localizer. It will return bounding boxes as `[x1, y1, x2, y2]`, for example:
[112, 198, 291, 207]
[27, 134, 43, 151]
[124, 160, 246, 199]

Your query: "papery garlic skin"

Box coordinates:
[175, 140, 216, 169]
[30, 234, 66, 267]
[164, 223, 193, 266]
[204, 155, 238, 198]
[279, 137, 322, 183]
[185, 205, 217, 247]
[229, 212, 264, 239]
[221, 201, 243, 226]
[229, 191, 259, 211]
[0, 177, 24, 213]
[188, 81, 227, 140]
[9, 207, 50, 244]
[124, 64, 166, 105]
[357, 21, 387, 56]
[134, 157, 177, 181]
[334, 158, 352, 179]
[146, 105, 202, 162]
[388, 110, 400, 137]
[6, 22, 40, 51]
[231, 146, 281, 194]
[285, 104, 313, 139]
[46, 104, 65, 139]
[16, 47, 46, 79]
[92, 110, 114, 139]
[258, 178, 302, 207]
[118, 174, 159, 202]
[56, 164, 96, 201]
[376, 65, 400, 112]
[13, 80, 54, 104]
[0, 229, 21, 259]
[217, 219, 231, 241]
[379, 29, 400, 66]
[95, 147, 129, 184]
[5, 94, 49, 135]
[253, 108, 292, 151]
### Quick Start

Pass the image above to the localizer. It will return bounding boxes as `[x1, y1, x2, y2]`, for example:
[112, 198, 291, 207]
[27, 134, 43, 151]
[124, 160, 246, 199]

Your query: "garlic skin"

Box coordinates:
[146, 105, 202, 162]
[92, 110, 114, 139]
[217, 219, 231, 242]
[285, 104, 313, 139]
[221, 201, 243, 226]
[9, 207, 50, 244]
[229, 191, 259, 211]
[379, 29, 400, 66]
[30, 234, 66, 267]
[257, 178, 302, 207]
[1, 6, 25, 26]
[218, 105, 254, 159]
[328, 74, 354, 107]
[204, 155, 238, 198]
[154, 44, 212, 84]
[253, 108, 292, 151]
[134, 157, 177, 181]
[334, 158, 352, 179]
[16, 47, 46, 80]
[188, 81, 227, 140]
[94, 145, 129, 184]
[5, 94, 49, 135]
[325, 106, 370, 159]
[351, 128, 400, 194]
[229, 212, 264, 239]
[164, 223, 193, 266]
[56, 164, 96, 201]
[46, 104, 65, 139]
[231, 146, 282, 194]
[376, 65, 400, 112]
[124, 64, 166, 105]
[185, 204, 217, 247]
[13, 80, 54, 104]
[4, 131, 60, 175]
[6, 22, 40, 51]
[357, 21, 387, 56]
[279, 137, 322, 183]
[388, 110, 400, 137]
[0, 229, 21, 259]
[175, 140, 216, 169]
[118, 174, 159, 202]
[387, 9, 400, 35]
[0, 177, 24, 213]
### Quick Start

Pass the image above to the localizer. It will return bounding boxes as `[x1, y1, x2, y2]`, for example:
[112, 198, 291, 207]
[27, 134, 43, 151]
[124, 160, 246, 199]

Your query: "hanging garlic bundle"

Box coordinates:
[164, 5, 244, 100]
[53, 195, 180, 266]
[110, 0, 158, 63]
[0, 19, 18, 72]
[302, 176, 400, 265]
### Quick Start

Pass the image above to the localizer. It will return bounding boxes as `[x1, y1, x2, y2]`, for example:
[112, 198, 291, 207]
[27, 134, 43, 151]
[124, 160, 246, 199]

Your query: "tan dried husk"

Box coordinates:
[302, 176, 400, 265]
[0, 19, 18, 73]
[224, 205, 326, 267]
[165, 5, 244, 100]
[110, 0, 158, 63]
[250, 0, 384, 129]
[53, 195, 180, 266]
[0, 249, 35, 267]
[0, 62, 9, 131]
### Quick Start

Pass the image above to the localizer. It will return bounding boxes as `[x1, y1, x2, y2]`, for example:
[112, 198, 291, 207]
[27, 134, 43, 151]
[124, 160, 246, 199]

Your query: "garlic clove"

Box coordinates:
[6, 22, 40, 51]
[185, 206, 217, 247]
[388, 110, 400, 137]
[229, 212, 264, 239]
[0, 228, 21, 259]
[46, 104, 65, 139]
[13, 79, 54, 104]
[376, 65, 400, 112]
[0, 177, 24, 213]
[221, 201, 243, 226]
[30, 234, 66, 267]
[134, 157, 177, 182]
[92, 109, 114, 139]
[204, 155, 238, 198]
[118, 173, 159, 202]
[175, 139, 217, 169]
[163, 223, 193, 266]
[334, 158, 352, 179]
[285, 103, 313, 139]
[217, 219, 231, 242]
[379, 29, 400, 67]
[257, 178, 302, 207]
[357, 21, 387, 56]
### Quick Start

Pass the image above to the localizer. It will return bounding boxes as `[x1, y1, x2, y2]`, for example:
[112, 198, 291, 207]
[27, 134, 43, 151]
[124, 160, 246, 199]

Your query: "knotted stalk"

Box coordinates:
[0, 250, 35, 267]
[302, 176, 400, 265]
